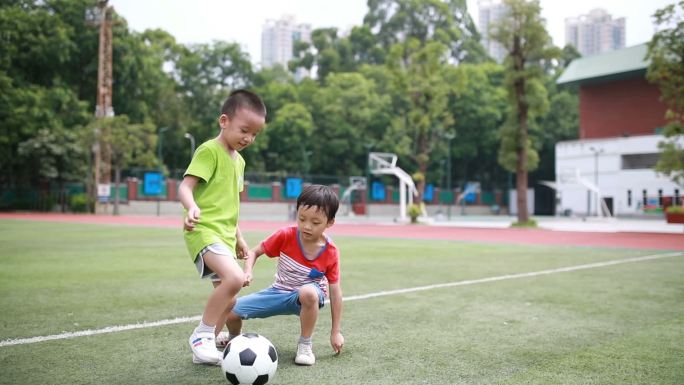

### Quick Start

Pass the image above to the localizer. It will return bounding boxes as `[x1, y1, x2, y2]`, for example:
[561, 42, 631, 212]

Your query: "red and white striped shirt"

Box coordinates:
[261, 226, 340, 298]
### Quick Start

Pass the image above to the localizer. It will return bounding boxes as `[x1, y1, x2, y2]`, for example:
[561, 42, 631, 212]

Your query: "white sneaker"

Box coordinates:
[189, 331, 222, 365]
[294, 343, 315, 366]
[215, 331, 231, 350]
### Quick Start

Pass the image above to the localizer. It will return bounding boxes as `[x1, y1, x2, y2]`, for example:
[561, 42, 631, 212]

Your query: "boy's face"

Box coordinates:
[218, 108, 265, 151]
[297, 205, 334, 243]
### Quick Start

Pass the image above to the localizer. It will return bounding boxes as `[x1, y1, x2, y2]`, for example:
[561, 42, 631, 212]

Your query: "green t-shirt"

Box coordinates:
[183, 139, 245, 261]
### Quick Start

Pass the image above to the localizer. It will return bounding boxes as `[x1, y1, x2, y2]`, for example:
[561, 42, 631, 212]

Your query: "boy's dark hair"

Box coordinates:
[296, 184, 339, 221]
[221, 89, 267, 119]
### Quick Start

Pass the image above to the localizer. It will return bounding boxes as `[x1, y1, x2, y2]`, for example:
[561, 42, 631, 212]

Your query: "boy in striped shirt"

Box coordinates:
[222, 184, 344, 365]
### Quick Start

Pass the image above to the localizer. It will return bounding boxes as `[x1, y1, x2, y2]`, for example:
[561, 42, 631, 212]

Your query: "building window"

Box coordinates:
[627, 190, 632, 207]
[658, 189, 663, 206]
[642, 189, 647, 206]
[676, 189, 680, 206]
[621, 153, 660, 170]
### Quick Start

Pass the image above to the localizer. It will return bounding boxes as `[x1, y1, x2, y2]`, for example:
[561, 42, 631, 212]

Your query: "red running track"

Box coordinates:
[1, 213, 682, 251]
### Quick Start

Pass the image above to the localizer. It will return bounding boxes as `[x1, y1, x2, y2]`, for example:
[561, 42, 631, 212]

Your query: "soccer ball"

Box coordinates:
[221, 333, 278, 385]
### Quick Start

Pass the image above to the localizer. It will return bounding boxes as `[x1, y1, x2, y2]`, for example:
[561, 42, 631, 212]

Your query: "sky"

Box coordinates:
[109, 0, 674, 64]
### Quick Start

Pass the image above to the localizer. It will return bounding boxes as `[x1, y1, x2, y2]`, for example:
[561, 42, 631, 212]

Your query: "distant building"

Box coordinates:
[261, 15, 311, 78]
[565, 8, 625, 57]
[555, 44, 679, 218]
[477, 0, 508, 63]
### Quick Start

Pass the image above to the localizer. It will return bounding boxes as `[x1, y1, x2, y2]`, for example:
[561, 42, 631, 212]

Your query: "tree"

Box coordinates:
[384, 39, 454, 200]
[88, 116, 157, 215]
[261, 103, 314, 173]
[0, 1, 90, 191]
[443, 62, 508, 190]
[489, 0, 560, 224]
[647, 1, 684, 189]
[17, 124, 90, 211]
[309, 72, 391, 176]
[290, 28, 357, 82]
[175, 41, 254, 148]
[364, 0, 486, 63]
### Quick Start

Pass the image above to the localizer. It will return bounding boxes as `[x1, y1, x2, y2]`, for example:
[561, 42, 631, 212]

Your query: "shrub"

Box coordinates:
[511, 219, 538, 228]
[69, 193, 92, 213]
[666, 205, 684, 214]
[408, 203, 422, 224]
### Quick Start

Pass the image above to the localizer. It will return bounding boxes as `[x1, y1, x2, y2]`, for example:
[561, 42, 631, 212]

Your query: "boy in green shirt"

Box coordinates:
[178, 89, 266, 365]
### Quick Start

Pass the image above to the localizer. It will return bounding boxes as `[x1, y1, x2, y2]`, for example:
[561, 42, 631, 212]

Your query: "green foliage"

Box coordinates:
[441, 63, 508, 188]
[647, 1, 684, 186]
[510, 219, 538, 228]
[489, 0, 560, 221]
[261, 103, 314, 173]
[407, 203, 422, 223]
[385, 39, 455, 199]
[364, 0, 487, 63]
[1, 0, 579, 205]
[666, 205, 684, 214]
[68, 193, 92, 213]
[308, 72, 391, 176]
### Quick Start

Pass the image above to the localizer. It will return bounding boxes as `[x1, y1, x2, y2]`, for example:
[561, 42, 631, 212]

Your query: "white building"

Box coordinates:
[556, 136, 680, 217]
[556, 44, 679, 218]
[261, 15, 312, 78]
[565, 8, 625, 57]
[477, 0, 508, 63]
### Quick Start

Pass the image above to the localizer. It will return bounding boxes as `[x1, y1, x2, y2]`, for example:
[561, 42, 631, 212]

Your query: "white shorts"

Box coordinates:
[195, 243, 237, 282]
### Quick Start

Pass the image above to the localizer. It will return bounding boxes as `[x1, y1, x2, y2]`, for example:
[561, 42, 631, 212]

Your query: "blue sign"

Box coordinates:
[463, 182, 478, 203]
[423, 184, 434, 202]
[144, 172, 164, 195]
[285, 178, 302, 199]
[371, 182, 386, 201]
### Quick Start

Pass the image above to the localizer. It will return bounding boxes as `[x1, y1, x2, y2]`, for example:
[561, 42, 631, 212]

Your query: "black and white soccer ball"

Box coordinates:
[221, 333, 278, 385]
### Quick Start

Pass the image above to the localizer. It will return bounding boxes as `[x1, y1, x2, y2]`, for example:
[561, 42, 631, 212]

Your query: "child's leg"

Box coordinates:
[298, 285, 320, 339]
[212, 282, 237, 335]
[201, 251, 244, 327]
[295, 285, 322, 365]
[189, 249, 244, 364]
[225, 310, 243, 336]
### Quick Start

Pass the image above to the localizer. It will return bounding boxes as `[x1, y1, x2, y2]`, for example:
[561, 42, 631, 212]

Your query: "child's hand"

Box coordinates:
[242, 270, 253, 287]
[184, 206, 201, 231]
[236, 238, 250, 259]
[331, 331, 344, 355]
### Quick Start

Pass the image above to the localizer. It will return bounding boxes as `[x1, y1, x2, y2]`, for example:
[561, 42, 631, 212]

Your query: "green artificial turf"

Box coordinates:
[0, 219, 681, 384]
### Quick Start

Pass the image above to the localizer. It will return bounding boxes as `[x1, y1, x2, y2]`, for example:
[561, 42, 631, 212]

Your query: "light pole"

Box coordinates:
[363, 140, 376, 216]
[589, 146, 604, 216]
[443, 131, 455, 220]
[157, 127, 169, 216]
[184, 132, 195, 160]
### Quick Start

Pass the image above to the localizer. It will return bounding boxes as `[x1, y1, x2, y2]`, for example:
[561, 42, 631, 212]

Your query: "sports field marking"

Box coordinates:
[1, 251, 681, 348]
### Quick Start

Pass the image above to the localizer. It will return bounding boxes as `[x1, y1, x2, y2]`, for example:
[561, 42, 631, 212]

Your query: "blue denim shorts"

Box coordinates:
[232, 285, 325, 320]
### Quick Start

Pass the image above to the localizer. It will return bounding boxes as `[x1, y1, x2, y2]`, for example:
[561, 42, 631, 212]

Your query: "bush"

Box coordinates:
[408, 203, 422, 224]
[511, 219, 538, 228]
[69, 194, 92, 213]
[666, 205, 684, 214]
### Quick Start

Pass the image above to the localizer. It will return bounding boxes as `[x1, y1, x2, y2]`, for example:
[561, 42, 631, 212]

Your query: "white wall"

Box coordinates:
[555, 135, 681, 216]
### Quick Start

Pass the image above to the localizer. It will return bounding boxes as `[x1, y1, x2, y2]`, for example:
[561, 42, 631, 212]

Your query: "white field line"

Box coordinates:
[1, 251, 681, 348]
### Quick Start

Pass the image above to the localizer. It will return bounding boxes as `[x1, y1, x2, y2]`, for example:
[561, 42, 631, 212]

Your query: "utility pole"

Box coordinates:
[90, 0, 114, 213]
[443, 132, 455, 220]
[589, 146, 604, 216]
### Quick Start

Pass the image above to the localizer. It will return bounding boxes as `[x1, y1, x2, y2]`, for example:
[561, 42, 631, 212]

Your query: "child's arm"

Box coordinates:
[178, 176, 200, 231]
[235, 225, 249, 260]
[242, 243, 265, 287]
[329, 282, 344, 355]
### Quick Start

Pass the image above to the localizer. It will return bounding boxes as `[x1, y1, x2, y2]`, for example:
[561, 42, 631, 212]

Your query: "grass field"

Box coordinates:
[0, 219, 682, 385]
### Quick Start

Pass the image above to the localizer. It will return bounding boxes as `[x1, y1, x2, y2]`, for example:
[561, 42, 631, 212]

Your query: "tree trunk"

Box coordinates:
[512, 34, 529, 224]
[515, 79, 529, 223]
